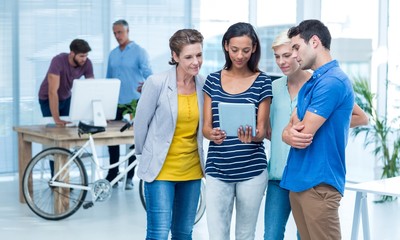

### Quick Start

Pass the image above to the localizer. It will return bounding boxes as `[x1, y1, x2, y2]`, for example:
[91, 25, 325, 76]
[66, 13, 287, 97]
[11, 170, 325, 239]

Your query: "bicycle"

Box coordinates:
[22, 121, 206, 224]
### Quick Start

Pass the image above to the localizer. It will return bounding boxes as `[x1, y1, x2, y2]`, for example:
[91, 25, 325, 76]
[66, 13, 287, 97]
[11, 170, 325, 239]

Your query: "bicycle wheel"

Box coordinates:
[138, 178, 206, 225]
[22, 147, 88, 220]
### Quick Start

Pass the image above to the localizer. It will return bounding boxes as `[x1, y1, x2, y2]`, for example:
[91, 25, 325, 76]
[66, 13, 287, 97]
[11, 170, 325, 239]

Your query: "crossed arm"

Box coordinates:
[282, 103, 369, 149]
[281, 108, 319, 149]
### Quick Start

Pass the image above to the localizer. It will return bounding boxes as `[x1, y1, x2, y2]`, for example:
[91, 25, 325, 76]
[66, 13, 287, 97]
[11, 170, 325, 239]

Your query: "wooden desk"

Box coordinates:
[345, 177, 400, 240]
[13, 121, 134, 203]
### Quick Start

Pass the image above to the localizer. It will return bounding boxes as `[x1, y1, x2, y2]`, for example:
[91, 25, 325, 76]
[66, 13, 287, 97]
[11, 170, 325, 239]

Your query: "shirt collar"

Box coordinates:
[126, 41, 134, 49]
[312, 60, 339, 79]
[120, 41, 134, 51]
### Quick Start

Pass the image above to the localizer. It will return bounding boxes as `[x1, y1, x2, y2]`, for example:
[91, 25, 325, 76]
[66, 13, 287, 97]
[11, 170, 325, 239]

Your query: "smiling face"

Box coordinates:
[173, 42, 203, 77]
[273, 43, 300, 76]
[224, 35, 256, 70]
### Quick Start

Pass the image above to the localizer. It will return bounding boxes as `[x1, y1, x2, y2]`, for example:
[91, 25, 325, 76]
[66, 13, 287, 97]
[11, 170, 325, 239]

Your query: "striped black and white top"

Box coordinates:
[203, 70, 272, 182]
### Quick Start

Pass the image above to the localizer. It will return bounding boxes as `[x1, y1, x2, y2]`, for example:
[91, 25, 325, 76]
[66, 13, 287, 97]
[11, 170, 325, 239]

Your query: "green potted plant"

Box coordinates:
[352, 78, 400, 202]
[119, 99, 138, 120]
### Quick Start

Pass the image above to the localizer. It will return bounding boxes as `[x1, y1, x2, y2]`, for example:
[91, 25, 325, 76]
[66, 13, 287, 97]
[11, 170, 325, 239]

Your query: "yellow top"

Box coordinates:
[156, 93, 203, 181]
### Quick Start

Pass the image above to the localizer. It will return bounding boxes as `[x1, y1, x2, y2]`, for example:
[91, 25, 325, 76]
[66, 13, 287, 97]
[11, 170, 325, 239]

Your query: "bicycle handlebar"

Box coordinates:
[120, 121, 133, 132]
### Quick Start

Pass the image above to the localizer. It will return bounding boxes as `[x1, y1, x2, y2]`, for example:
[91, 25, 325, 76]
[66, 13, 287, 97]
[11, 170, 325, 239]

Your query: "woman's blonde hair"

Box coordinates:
[271, 29, 290, 49]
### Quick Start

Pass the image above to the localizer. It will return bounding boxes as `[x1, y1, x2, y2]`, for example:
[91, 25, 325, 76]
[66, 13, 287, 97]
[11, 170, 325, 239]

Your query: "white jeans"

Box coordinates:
[206, 170, 268, 240]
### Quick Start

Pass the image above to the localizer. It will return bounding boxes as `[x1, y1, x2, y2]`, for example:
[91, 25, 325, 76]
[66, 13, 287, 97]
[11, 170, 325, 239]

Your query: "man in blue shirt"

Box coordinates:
[281, 19, 354, 239]
[106, 19, 153, 190]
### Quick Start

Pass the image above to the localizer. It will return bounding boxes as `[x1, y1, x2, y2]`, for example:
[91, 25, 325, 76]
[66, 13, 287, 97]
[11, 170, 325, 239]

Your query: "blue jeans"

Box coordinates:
[206, 170, 268, 240]
[39, 97, 71, 117]
[144, 179, 201, 240]
[264, 180, 300, 240]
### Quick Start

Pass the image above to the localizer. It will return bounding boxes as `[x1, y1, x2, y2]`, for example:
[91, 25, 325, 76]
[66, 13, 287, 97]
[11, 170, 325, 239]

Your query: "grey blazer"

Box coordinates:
[134, 67, 205, 182]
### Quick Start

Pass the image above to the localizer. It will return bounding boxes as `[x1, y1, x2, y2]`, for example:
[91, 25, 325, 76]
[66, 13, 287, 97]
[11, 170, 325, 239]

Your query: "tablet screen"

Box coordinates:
[218, 102, 256, 137]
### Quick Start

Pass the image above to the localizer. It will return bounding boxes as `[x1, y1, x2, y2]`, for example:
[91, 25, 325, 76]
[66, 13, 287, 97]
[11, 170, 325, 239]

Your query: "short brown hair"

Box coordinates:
[69, 39, 91, 54]
[169, 29, 204, 65]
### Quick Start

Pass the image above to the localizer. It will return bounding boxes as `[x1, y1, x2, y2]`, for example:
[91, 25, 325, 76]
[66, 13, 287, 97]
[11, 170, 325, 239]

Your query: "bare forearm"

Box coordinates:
[350, 115, 368, 128]
[203, 125, 226, 145]
[350, 104, 368, 128]
[282, 122, 313, 149]
[48, 93, 60, 122]
[282, 124, 291, 145]
[202, 125, 213, 140]
[254, 126, 266, 142]
[202, 94, 225, 144]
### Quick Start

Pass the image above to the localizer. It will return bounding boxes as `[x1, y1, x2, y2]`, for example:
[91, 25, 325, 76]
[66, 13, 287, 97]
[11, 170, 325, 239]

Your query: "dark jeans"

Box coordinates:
[107, 105, 136, 180]
[264, 180, 301, 240]
[39, 97, 71, 117]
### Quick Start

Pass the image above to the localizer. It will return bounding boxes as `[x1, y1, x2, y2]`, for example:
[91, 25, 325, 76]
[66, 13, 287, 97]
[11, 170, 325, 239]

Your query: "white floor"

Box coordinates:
[0, 174, 400, 240]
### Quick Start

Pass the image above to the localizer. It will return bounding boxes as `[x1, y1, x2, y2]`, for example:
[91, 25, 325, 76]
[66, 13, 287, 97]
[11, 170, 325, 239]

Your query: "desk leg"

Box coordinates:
[54, 153, 70, 214]
[351, 192, 371, 240]
[351, 191, 362, 240]
[18, 133, 32, 203]
[361, 192, 371, 240]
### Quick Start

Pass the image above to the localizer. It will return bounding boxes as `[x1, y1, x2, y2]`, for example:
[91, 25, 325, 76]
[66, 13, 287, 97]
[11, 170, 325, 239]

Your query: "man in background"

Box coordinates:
[106, 19, 153, 190]
[38, 39, 94, 125]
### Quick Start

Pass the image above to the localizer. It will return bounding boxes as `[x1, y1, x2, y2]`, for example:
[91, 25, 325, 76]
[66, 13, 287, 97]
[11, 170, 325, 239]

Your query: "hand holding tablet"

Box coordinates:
[218, 102, 256, 137]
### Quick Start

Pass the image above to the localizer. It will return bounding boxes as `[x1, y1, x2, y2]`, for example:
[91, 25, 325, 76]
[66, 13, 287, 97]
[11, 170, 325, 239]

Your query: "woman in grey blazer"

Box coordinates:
[134, 29, 205, 240]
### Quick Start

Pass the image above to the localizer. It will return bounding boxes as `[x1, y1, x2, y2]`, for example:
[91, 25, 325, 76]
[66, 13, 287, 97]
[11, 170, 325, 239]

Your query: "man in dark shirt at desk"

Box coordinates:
[38, 39, 94, 126]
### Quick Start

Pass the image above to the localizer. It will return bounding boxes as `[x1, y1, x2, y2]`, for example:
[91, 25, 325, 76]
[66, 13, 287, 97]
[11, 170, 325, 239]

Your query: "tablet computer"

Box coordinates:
[218, 102, 256, 137]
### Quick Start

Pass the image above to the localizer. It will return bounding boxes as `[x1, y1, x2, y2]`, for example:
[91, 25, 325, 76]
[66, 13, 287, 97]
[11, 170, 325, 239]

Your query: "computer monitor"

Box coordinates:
[69, 79, 120, 127]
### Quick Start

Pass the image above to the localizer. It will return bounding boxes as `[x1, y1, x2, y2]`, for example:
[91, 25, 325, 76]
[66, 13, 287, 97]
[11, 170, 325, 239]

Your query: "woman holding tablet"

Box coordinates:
[202, 22, 272, 240]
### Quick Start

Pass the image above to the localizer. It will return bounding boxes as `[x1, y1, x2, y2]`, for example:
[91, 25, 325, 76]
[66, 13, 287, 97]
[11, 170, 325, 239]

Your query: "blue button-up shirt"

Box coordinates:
[280, 60, 354, 195]
[106, 41, 153, 104]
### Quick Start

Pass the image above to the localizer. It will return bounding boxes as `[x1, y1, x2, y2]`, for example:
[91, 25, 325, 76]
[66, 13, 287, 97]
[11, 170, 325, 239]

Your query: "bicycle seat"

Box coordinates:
[78, 121, 106, 135]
